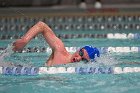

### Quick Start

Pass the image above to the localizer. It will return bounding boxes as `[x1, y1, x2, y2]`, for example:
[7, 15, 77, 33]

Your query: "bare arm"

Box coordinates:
[22, 21, 65, 50]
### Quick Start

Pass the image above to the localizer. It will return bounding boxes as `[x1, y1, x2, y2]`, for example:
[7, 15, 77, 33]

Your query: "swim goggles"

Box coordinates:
[79, 49, 88, 62]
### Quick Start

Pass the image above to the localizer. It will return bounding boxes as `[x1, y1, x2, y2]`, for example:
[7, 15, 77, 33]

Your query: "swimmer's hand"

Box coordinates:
[12, 39, 27, 51]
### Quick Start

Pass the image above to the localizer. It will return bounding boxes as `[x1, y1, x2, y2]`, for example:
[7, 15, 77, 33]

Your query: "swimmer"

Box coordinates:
[13, 21, 100, 66]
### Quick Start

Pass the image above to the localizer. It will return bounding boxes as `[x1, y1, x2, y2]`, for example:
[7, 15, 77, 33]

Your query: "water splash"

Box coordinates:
[0, 44, 15, 66]
[0, 44, 34, 67]
[93, 53, 120, 67]
[0, 44, 14, 62]
[59, 53, 120, 67]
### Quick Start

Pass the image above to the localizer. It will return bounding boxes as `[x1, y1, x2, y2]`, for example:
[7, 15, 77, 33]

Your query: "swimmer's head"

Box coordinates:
[82, 45, 100, 59]
[71, 45, 100, 62]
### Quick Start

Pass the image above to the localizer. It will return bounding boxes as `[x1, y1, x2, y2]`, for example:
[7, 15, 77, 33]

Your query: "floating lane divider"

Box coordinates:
[107, 33, 140, 39]
[99, 47, 140, 53]
[1, 67, 38, 76]
[0, 33, 140, 40]
[0, 66, 140, 75]
[65, 47, 140, 53]
[57, 33, 140, 39]
[38, 46, 140, 53]
[0, 47, 140, 53]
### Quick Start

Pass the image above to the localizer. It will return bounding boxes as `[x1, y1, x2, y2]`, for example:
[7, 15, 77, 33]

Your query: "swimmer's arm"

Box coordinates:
[23, 21, 65, 50]
[45, 53, 54, 66]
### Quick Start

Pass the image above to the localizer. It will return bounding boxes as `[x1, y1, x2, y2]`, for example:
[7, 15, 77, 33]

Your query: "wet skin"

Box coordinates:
[13, 21, 90, 66]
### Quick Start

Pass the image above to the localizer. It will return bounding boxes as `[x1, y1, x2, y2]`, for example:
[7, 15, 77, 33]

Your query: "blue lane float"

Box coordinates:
[75, 67, 113, 74]
[0, 66, 140, 76]
[2, 67, 39, 75]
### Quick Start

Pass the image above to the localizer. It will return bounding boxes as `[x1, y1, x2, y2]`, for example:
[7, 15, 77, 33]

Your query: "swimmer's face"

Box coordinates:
[71, 48, 90, 62]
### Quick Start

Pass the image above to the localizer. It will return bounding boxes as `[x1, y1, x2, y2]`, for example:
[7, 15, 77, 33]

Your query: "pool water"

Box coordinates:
[0, 73, 140, 93]
[0, 36, 140, 93]
[1, 6, 140, 92]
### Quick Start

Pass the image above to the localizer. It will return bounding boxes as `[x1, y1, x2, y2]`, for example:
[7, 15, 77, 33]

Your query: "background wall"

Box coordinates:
[0, 0, 140, 7]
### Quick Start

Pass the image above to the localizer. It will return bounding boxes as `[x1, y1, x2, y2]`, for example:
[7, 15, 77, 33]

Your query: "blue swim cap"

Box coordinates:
[83, 45, 100, 60]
